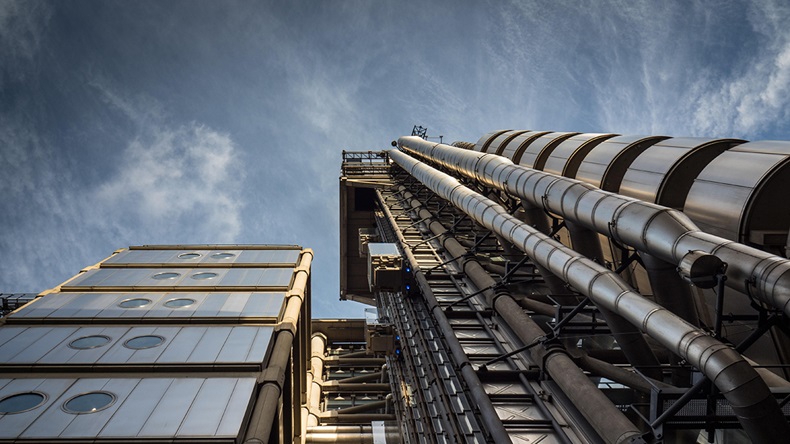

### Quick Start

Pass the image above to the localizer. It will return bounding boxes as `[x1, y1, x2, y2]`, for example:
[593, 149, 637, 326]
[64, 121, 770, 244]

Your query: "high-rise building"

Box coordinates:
[4, 129, 790, 444]
[340, 131, 790, 444]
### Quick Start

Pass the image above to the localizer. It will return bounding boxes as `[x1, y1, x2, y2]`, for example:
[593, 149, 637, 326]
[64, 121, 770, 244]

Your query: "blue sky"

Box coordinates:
[2, 0, 790, 318]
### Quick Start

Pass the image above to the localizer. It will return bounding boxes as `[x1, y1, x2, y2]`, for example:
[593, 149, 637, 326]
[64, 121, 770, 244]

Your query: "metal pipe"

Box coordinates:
[576, 353, 674, 394]
[397, 187, 642, 444]
[244, 249, 313, 444]
[375, 189, 514, 444]
[331, 400, 387, 415]
[567, 221, 663, 380]
[397, 136, 790, 320]
[307, 333, 326, 428]
[390, 148, 790, 443]
[306, 433, 373, 444]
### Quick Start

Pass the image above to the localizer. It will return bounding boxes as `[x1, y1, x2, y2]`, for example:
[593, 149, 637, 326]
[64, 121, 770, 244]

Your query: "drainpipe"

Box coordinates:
[307, 333, 326, 428]
[397, 187, 643, 444]
[245, 250, 313, 444]
[390, 148, 790, 444]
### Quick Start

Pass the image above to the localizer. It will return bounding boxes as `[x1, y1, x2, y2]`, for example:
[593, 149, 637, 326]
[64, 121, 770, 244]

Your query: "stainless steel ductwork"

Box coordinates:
[499, 131, 551, 163]
[473, 129, 512, 152]
[389, 147, 790, 443]
[575, 135, 668, 191]
[618, 137, 744, 209]
[518, 131, 579, 168]
[396, 136, 790, 321]
[542, 133, 618, 178]
[485, 130, 529, 155]
[683, 141, 790, 251]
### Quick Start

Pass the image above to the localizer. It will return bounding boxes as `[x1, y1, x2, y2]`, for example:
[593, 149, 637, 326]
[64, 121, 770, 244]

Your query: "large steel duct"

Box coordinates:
[397, 136, 790, 320]
[389, 148, 790, 443]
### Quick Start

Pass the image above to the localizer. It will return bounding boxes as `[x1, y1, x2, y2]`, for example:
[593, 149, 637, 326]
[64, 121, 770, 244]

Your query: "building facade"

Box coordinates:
[4, 128, 790, 443]
[340, 130, 790, 444]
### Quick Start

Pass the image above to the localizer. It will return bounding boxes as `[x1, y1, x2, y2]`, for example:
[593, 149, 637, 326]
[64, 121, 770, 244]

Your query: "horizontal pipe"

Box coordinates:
[306, 433, 373, 444]
[390, 148, 789, 443]
[398, 136, 790, 320]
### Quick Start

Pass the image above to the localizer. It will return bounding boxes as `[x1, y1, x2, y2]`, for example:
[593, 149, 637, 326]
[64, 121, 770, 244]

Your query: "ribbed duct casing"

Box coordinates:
[398, 136, 790, 320]
[390, 147, 790, 444]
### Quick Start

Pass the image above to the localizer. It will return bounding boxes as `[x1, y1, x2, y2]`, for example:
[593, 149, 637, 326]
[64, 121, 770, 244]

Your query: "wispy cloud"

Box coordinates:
[95, 123, 244, 242]
[692, 2, 790, 137]
[0, 0, 51, 85]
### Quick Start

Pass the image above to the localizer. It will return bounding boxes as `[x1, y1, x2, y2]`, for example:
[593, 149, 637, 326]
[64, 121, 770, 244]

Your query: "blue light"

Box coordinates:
[405, 285, 411, 290]
[405, 267, 411, 273]
[395, 335, 401, 341]
[395, 349, 401, 355]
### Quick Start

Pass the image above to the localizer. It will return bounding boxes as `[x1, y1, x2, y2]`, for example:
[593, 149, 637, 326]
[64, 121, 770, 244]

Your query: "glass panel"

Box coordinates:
[152, 272, 181, 280]
[0, 392, 45, 413]
[63, 392, 115, 413]
[69, 335, 111, 349]
[178, 252, 201, 259]
[164, 298, 196, 308]
[118, 298, 151, 308]
[191, 272, 217, 280]
[124, 335, 165, 350]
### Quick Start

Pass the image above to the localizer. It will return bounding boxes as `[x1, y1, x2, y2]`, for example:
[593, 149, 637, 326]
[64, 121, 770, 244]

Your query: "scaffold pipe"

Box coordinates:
[390, 148, 789, 444]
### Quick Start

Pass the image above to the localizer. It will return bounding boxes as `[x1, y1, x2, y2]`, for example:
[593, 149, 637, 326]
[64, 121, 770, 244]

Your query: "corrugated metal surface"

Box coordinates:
[684, 141, 790, 244]
[0, 377, 255, 441]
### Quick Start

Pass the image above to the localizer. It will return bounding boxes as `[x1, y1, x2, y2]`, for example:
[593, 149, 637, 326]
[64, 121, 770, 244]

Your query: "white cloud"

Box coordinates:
[95, 123, 244, 243]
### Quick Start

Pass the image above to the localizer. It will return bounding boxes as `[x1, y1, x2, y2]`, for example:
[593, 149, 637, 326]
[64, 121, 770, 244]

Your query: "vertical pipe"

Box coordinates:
[376, 190, 514, 444]
[245, 250, 313, 444]
[567, 222, 663, 381]
[390, 147, 790, 443]
[398, 188, 644, 444]
[520, 201, 569, 296]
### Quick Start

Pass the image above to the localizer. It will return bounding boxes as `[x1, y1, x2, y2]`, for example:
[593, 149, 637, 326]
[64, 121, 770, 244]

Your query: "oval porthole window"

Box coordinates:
[69, 335, 111, 350]
[63, 392, 115, 414]
[124, 335, 164, 350]
[152, 272, 180, 280]
[0, 392, 46, 414]
[211, 252, 235, 259]
[191, 272, 217, 280]
[177, 252, 201, 259]
[164, 298, 195, 308]
[118, 298, 151, 308]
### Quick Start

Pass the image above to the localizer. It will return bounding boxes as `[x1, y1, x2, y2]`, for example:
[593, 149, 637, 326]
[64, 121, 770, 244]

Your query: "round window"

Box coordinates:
[69, 335, 111, 350]
[124, 335, 164, 350]
[0, 392, 46, 414]
[118, 298, 151, 308]
[177, 252, 201, 259]
[152, 272, 180, 280]
[164, 298, 195, 308]
[63, 392, 115, 414]
[191, 272, 217, 280]
[211, 252, 235, 259]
